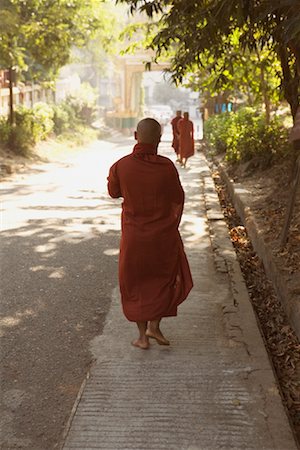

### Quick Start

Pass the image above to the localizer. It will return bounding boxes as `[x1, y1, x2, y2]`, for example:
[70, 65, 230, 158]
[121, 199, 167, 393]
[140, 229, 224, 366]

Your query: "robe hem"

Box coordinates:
[124, 311, 178, 323]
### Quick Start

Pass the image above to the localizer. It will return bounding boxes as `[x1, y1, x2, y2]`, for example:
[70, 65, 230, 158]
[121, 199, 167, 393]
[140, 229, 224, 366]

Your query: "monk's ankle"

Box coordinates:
[147, 325, 158, 334]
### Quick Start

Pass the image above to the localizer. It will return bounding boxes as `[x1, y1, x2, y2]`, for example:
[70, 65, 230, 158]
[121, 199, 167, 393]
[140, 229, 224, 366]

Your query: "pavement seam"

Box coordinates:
[59, 370, 92, 450]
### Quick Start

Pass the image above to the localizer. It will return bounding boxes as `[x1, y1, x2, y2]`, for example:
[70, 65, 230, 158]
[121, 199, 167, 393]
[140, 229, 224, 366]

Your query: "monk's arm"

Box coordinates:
[169, 164, 184, 224]
[107, 163, 122, 198]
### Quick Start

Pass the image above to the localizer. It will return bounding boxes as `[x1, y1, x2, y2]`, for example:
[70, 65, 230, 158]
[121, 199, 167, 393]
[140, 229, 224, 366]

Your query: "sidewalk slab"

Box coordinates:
[62, 148, 297, 450]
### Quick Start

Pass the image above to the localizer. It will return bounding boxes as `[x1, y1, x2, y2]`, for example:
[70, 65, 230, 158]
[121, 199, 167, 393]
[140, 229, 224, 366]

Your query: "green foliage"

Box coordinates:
[187, 40, 282, 114]
[32, 102, 54, 139]
[11, 107, 38, 154]
[0, 0, 101, 77]
[52, 103, 75, 135]
[73, 1, 128, 83]
[0, 116, 11, 145]
[118, 0, 300, 118]
[204, 108, 290, 164]
[239, 117, 290, 163]
[0, 0, 111, 128]
[64, 83, 98, 125]
[204, 113, 233, 155]
[0, 83, 98, 154]
[9, 104, 54, 154]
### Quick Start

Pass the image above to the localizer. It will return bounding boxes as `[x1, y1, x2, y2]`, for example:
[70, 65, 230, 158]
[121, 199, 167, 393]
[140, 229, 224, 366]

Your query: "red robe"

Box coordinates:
[178, 118, 195, 159]
[171, 116, 182, 154]
[107, 142, 193, 322]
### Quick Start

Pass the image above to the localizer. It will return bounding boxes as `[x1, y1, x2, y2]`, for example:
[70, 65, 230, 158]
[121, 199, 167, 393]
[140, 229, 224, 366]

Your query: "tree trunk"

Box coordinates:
[277, 43, 300, 122]
[8, 67, 14, 126]
[260, 64, 271, 124]
[254, 47, 271, 124]
[280, 154, 300, 246]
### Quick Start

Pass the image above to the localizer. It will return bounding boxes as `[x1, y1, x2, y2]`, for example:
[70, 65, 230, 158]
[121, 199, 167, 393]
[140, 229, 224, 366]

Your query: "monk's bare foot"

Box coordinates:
[146, 329, 170, 346]
[131, 338, 150, 350]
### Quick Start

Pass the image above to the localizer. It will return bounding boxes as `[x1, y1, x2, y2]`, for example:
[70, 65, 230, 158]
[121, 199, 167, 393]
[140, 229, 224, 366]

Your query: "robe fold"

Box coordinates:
[178, 118, 195, 160]
[171, 115, 182, 154]
[107, 142, 193, 322]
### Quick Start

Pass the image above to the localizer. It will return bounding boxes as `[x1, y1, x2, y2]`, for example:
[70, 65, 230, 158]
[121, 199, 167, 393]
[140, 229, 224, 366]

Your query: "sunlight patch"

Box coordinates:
[35, 243, 56, 253]
[182, 215, 206, 238]
[49, 268, 66, 279]
[30, 265, 46, 272]
[0, 309, 35, 329]
[103, 248, 119, 256]
[0, 316, 21, 327]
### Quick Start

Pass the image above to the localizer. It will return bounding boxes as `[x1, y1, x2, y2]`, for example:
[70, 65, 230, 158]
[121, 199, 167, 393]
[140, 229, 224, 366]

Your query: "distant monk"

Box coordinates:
[178, 111, 195, 168]
[171, 110, 182, 162]
[107, 118, 193, 350]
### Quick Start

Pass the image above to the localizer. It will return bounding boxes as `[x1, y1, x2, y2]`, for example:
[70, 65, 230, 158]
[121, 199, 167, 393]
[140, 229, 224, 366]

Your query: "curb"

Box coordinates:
[201, 158, 298, 446]
[215, 161, 300, 341]
[57, 369, 92, 450]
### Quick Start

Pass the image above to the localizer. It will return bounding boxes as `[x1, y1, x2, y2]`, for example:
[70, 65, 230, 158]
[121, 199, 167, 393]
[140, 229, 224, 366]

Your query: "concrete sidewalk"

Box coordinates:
[62, 149, 297, 450]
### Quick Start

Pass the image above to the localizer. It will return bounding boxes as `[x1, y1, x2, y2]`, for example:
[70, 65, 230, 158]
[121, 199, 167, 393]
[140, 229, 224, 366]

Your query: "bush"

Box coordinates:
[32, 102, 54, 140]
[65, 83, 98, 125]
[1, 82, 98, 154]
[52, 102, 77, 135]
[11, 107, 37, 154]
[5, 103, 54, 155]
[204, 112, 234, 154]
[204, 107, 290, 165]
[0, 116, 11, 147]
[238, 116, 290, 163]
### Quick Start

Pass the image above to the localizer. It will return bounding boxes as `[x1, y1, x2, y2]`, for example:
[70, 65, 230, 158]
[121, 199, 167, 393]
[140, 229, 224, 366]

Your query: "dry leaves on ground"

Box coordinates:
[212, 170, 300, 441]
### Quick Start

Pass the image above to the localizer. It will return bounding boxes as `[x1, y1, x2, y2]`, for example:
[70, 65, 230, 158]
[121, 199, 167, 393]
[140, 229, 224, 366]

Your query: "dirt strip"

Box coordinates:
[211, 169, 300, 445]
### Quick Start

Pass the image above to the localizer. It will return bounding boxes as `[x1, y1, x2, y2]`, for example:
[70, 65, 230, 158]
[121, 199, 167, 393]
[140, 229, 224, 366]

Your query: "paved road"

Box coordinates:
[63, 141, 297, 449]
[0, 132, 297, 450]
[1, 135, 134, 449]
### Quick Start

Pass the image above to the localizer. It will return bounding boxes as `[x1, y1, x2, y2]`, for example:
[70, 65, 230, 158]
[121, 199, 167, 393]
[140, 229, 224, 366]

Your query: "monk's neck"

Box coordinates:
[133, 142, 158, 154]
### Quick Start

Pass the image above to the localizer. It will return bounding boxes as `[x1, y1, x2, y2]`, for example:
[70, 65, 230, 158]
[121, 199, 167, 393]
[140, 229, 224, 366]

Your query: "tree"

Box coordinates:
[71, 1, 128, 88]
[0, 0, 101, 125]
[117, 0, 300, 121]
[186, 31, 282, 123]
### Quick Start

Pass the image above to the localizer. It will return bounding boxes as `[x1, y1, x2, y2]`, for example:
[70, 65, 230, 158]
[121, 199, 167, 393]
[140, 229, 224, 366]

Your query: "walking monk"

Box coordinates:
[107, 118, 193, 349]
[178, 111, 195, 168]
[171, 110, 182, 162]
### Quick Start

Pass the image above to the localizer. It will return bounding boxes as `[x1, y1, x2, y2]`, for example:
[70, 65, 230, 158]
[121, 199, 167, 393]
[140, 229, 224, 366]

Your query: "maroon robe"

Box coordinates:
[178, 118, 195, 159]
[171, 116, 182, 154]
[107, 142, 193, 322]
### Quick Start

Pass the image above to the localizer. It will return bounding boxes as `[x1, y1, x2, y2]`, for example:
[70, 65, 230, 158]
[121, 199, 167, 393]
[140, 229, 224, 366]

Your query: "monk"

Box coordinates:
[178, 111, 195, 168]
[107, 118, 193, 349]
[171, 110, 182, 162]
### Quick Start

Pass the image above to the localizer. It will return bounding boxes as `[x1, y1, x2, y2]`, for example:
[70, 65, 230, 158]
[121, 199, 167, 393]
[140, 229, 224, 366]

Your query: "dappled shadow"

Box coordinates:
[0, 215, 121, 449]
[0, 182, 59, 197]
[1, 143, 126, 448]
[1, 140, 215, 449]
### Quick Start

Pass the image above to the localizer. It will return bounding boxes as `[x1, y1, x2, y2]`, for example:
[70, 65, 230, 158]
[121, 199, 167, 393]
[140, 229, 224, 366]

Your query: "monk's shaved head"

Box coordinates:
[135, 118, 161, 145]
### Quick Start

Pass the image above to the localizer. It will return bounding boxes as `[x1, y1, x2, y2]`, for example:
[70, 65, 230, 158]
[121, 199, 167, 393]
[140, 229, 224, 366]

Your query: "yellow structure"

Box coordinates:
[106, 54, 170, 132]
